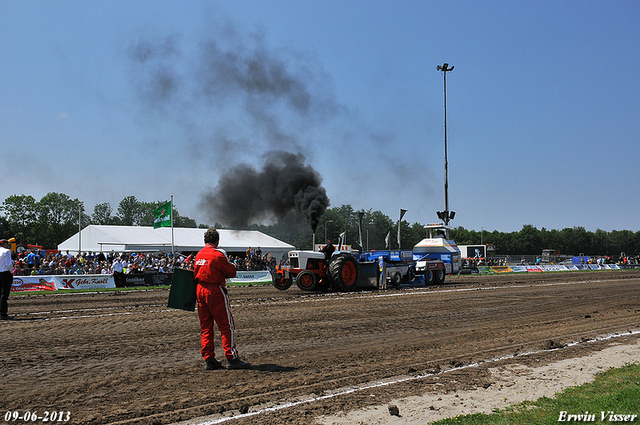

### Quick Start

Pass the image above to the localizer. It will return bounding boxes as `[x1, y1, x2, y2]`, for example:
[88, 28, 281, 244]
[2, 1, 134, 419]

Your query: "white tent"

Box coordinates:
[58, 225, 294, 259]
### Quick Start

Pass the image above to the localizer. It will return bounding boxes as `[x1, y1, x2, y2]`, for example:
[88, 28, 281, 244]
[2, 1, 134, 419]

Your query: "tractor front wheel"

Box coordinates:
[271, 270, 292, 290]
[296, 270, 320, 291]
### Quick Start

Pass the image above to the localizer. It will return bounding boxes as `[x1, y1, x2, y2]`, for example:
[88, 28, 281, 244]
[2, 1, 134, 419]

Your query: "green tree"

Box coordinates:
[366, 210, 394, 250]
[540, 227, 560, 252]
[117, 196, 145, 226]
[37, 192, 84, 248]
[609, 230, 636, 258]
[138, 200, 161, 226]
[1, 194, 39, 243]
[517, 224, 542, 255]
[38, 193, 80, 226]
[0, 216, 10, 239]
[451, 227, 474, 245]
[92, 202, 114, 225]
[408, 222, 427, 247]
[176, 214, 197, 228]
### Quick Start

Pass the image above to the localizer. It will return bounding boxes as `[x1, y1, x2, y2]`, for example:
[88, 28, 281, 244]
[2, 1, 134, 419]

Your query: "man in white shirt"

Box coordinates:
[111, 256, 125, 287]
[0, 239, 15, 320]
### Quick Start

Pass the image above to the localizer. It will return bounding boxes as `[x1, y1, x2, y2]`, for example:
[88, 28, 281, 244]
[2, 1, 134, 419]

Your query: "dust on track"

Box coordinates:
[1, 270, 639, 425]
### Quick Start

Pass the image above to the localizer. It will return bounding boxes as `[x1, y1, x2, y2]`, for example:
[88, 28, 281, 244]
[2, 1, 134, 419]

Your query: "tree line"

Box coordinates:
[0, 193, 199, 249]
[1, 192, 639, 257]
[257, 207, 640, 258]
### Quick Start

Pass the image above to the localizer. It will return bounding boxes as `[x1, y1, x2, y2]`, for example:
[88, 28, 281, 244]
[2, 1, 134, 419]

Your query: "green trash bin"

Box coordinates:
[168, 267, 197, 311]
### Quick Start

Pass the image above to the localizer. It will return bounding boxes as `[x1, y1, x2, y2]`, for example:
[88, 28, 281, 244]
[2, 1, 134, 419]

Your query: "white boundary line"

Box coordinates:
[179, 329, 640, 425]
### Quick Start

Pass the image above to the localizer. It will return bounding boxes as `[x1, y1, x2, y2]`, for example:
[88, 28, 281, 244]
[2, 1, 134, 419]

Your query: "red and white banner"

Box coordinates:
[11, 275, 116, 292]
[10, 276, 57, 292]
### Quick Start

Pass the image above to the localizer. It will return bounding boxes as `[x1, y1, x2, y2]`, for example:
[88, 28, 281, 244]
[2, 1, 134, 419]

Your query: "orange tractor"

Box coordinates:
[271, 250, 360, 292]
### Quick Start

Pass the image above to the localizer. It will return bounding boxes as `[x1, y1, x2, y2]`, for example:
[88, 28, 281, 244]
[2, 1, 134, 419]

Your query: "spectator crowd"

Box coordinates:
[10, 246, 277, 277]
[9, 246, 640, 277]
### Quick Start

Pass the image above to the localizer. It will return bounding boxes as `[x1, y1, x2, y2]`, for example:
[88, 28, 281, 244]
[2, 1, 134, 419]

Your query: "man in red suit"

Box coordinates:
[194, 228, 251, 370]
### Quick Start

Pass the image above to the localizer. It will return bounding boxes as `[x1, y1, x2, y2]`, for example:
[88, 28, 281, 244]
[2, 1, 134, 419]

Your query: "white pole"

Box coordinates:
[171, 195, 175, 258]
[78, 203, 82, 255]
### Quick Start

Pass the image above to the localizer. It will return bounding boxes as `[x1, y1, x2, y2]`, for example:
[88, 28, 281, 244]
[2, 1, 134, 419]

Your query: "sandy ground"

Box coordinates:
[2, 270, 639, 425]
[318, 339, 640, 424]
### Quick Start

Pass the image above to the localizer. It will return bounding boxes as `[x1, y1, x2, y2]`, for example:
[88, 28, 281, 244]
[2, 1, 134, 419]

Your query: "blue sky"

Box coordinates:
[1, 1, 638, 233]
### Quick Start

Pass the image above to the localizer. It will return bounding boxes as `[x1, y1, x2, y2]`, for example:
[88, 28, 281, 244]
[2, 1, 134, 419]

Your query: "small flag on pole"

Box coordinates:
[339, 230, 346, 250]
[357, 211, 364, 249]
[397, 209, 407, 249]
[385, 231, 390, 249]
[153, 200, 172, 229]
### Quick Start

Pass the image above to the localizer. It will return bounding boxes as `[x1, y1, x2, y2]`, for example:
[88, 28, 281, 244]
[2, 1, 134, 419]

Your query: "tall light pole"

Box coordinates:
[436, 63, 455, 233]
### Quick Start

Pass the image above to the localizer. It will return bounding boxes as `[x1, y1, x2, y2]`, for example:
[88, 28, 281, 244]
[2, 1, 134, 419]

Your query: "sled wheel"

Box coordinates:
[391, 272, 402, 287]
[425, 270, 435, 286]
[434, 269, 446, 285]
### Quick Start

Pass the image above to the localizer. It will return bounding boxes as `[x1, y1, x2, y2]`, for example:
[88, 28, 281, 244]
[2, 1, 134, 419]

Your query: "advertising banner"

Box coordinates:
[11, 276, 57, 292]
[540, 265, 570, 272]
[55, 275, 116, 290]
[11, 275, 116, 292]
[123, 273, 172, 287]
[491, 266, 513, 273]
[477, 266, 493, 274]
[508, 266, 530, 273]
[228, 270, 273, 284]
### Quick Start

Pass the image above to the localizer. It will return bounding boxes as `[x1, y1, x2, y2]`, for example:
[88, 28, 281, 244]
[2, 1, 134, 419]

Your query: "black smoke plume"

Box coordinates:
[126, 17, 426, 227]
[201, 151, 329, 231]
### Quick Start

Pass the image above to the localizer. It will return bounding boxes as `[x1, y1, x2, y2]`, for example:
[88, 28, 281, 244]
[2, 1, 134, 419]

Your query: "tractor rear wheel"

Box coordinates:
[296, 270, 320, 291]
[329, 253, 360, 292]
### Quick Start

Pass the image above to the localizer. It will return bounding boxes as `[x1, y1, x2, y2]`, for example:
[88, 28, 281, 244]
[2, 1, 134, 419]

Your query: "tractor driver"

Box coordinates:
[320, 238, 335, 262]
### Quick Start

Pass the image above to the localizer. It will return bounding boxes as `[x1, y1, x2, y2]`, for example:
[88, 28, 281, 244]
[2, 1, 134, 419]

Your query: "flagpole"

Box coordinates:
[357, 211, 364, 252]
[397, 209, 407, 250]
[171, 194, 175, 258]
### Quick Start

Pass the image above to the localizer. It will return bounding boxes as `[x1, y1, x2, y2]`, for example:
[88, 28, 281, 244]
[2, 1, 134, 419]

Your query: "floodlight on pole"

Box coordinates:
[436, 63, 455, 233]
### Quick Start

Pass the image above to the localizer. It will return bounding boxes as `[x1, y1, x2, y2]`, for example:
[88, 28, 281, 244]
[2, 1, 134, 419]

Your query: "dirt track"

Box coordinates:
[2, 270, 640, 425]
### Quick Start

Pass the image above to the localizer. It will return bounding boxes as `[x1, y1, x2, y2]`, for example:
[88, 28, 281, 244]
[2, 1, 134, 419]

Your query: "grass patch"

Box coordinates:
[433, 363, 640, 424]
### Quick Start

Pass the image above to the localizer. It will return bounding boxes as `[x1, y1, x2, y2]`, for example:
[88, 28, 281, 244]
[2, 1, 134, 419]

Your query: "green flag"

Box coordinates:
[153, 201, 172, 229]
[167, 268, 196, 311]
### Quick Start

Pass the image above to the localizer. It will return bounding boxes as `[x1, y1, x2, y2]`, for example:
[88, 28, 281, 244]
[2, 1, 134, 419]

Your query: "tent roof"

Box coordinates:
[58, 225, 294, 256]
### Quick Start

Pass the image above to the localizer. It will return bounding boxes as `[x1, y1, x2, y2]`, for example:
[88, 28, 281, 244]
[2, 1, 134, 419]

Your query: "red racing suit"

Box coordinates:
[193, 244, 239, 361]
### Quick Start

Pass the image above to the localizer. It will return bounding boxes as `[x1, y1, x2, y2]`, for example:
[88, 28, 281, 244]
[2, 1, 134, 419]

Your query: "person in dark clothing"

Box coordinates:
[0, 239, 15, 320]
[320, 238, 335, 261]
